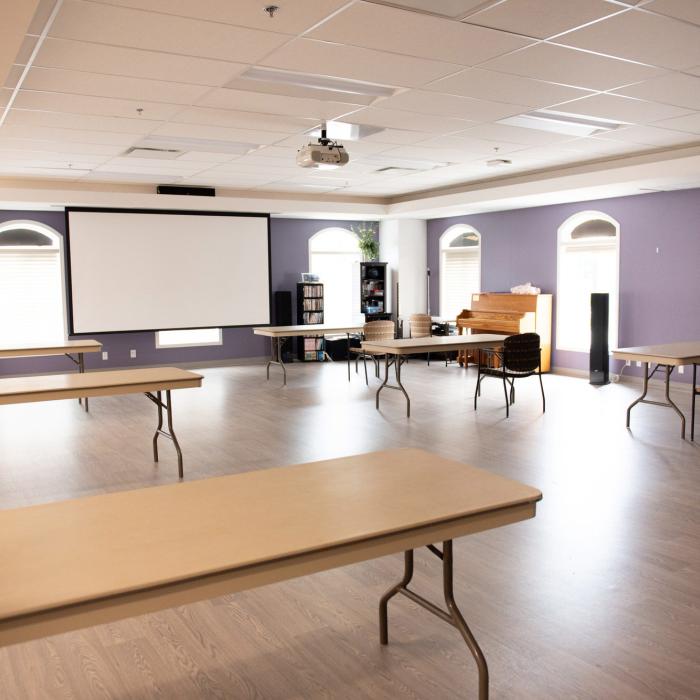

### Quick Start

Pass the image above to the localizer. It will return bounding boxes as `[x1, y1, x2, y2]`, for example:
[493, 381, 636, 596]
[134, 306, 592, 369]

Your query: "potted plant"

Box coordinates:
[354, 223, 379, 261]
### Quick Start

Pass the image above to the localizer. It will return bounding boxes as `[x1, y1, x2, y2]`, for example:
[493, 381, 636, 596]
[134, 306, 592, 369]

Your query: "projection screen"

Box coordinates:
[66, 208, 270, 334]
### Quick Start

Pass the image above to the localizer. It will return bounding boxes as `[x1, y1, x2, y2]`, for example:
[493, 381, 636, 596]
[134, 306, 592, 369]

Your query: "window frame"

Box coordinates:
[556, 210, 620, 353]
[308, 227, 362, 324]
[0, 219, 68, 342]
[439, 223, 482, 320]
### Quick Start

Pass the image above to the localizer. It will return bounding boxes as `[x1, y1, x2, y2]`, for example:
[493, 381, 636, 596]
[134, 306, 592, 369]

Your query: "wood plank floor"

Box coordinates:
[0, 360, 698, 699]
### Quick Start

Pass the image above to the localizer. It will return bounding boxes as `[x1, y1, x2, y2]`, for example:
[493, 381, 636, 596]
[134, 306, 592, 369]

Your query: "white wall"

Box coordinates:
[379, 219, 427, 337]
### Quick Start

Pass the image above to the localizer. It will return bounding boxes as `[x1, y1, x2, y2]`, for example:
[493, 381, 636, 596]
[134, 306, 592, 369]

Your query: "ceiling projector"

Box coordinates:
[296, 128, 349, 169]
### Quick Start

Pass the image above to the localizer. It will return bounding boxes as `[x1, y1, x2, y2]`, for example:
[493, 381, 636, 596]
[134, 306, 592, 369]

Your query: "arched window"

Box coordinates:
[556, 211, 619, 352]
[0, 221, 66, 345]
[309, 228, 361, 324]
[440, 224, 481, 320]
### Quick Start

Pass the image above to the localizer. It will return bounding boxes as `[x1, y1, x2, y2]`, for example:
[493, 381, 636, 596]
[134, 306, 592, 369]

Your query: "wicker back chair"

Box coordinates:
[348, 320, 395, 384]
[409, 314, 432, 338]
[474, 333, 545, 417]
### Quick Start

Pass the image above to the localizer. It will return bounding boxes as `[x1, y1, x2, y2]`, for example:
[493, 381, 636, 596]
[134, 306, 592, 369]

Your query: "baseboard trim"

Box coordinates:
[551, 366, 694, 393]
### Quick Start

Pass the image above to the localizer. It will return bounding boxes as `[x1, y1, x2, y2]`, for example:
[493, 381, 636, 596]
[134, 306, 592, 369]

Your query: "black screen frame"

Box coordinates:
[64, 206, 272, 336]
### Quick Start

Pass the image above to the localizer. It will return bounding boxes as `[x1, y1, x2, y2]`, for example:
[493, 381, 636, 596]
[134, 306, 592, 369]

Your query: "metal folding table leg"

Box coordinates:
[265, 337, 287, 386]
[379, 541, 489, 699]
[65, 351, 89, 412]
[626, 363, 686, 438]
[692, 364, 698, 441]
[626, 362, 650, 429]
[146, 389, 185, 479]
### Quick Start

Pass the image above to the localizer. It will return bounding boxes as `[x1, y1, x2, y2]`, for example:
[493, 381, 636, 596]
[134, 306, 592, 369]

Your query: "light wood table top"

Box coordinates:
[363, 334, 507, 356]
[612, 341, 700, 366]
[0, 367, 202, 406]
[0, 339, 102, 359]
[254, 324, 364, 337]
[0, 448, 541, 645]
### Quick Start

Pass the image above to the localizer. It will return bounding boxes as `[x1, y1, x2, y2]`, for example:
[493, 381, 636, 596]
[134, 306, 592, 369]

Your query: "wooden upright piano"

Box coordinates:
[456, 293, 552, 372]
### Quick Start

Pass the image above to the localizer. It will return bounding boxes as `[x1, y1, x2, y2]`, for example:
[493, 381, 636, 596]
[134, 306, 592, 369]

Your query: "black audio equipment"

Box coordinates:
[157, 185, 215, 196]
[590, 292, 610, 385]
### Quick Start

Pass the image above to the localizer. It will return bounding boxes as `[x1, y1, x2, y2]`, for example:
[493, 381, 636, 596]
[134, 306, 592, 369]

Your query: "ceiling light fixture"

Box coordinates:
[498, 110, 625, 137]
[240, 67, 396, 98]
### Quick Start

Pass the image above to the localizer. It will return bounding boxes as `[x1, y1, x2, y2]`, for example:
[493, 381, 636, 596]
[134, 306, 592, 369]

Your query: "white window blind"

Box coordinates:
[0, 248, 64, 345]
[441, 248, 480, 321]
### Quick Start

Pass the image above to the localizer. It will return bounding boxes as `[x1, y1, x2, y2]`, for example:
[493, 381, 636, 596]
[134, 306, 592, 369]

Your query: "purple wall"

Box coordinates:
[427, 187, 700, 379]
[0, 212, 368, 376]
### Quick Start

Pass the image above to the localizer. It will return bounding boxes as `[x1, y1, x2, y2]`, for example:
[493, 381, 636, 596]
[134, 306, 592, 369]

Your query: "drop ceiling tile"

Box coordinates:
[175, 151, 237, 163]
[153, 122, 287, 145]
[425, 68, 592, 108]
[343, 106, 472, 133]
[555, 9, 700, 70]
[465, 0, 621, 40]
[375, 144, 480, 164]
[0, 157, 99, 170]
[5, 108, 162, 135]
[95, 159, 207, 175]
[308, 2, 532, 66]
[34, 39, 246, 87]
[612, 72, 700, 111]
[50, 1, 289, 63]
[553, 137, 643, 155]
[196, 88, 357, 120]
[0, 148, 109, 166]
[82, 171, 183, 183]
[87, 0, 350, 34]
[13, 90, 181, 120]
[22, 67, 210, 105]
[360, 128, 436, 145]
[645, 0, 700, 26]
[0, 124, 138, 146]
[652, 111, 700, 133]
[0, 166, 88, 179]
[0, 137, 125, 156]
[171, 106, 317, 134]
[376, 90, 527, 122]
[416, 133, 530, 154]
[0, 87, 11, 108]
[596, 124, 698, 146]
[482, 42, 664, 90]
[458, 122, 579, 145]
[550, 93, 693, 124]
[260, 39, 462, 88]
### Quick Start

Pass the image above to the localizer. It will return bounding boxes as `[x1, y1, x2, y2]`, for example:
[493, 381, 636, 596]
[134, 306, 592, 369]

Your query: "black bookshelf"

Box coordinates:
[360, 262, 391, 321]
[297, 282, 325, 362]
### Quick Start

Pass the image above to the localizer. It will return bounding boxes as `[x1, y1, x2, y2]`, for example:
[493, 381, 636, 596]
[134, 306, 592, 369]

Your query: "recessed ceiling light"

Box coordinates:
[498, 110, 626, 137]
[308, 121, 385, 141]
[240, 67, 396, 98]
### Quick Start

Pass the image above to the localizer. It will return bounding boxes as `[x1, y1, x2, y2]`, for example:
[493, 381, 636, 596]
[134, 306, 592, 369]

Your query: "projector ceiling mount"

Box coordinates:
[296, 121, 350, 170]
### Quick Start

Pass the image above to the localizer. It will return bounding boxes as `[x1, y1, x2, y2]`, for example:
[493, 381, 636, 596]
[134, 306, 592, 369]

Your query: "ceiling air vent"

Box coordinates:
[375, 166, 421, 173]
[123, 146, 183, 160]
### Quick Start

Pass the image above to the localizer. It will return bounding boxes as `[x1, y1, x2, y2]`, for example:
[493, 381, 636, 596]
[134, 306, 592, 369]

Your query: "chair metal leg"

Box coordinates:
[502, 372, 510, 418]
[539, 367, 546, 413]
[474, 363, 482, 410]
[363, 354, 369, 385]
[692, 363, 697, 441]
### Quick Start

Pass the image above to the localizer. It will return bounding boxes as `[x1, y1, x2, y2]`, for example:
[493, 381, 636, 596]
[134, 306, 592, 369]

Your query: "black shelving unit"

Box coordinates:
[360, 262, 391, 321]
[297, 282, 325, 362]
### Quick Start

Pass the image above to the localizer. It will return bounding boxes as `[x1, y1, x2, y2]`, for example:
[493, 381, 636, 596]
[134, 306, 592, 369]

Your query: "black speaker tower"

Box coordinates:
[590, 292, 609, 385]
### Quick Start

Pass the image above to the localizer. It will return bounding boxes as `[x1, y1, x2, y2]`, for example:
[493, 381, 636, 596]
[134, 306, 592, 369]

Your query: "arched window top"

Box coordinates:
[440, 224, 480, 249]
[559, 211, 619, 244]
[309, 227, 359, 254]
[0, 220, 60, 249]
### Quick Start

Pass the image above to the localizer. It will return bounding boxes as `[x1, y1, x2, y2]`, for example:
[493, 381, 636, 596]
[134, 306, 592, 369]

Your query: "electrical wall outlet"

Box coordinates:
[678, 366, 684, 375]
[636, 361, 642, 367]
[102, 351, 108, 361]
[130, 349, 136, 359]
[625, 360, 631, 366]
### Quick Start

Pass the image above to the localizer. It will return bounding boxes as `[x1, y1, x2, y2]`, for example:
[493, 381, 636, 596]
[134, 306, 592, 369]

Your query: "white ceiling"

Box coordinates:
[1, 0, 700, 202]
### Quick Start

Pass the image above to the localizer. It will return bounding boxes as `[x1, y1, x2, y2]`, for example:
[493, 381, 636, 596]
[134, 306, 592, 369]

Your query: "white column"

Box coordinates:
[379, 219, 427, 337]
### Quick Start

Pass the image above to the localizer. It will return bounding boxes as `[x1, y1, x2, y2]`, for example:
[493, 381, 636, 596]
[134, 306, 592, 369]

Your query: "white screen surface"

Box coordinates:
[67, 210, 270, 333]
